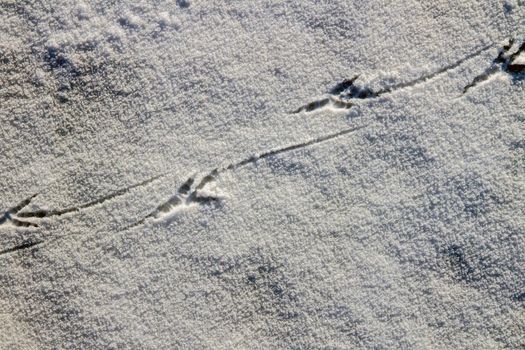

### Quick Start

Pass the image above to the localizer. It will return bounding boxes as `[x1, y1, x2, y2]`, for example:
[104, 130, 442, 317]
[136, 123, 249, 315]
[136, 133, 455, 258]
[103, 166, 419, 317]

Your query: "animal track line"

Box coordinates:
[129, 124, 366, 228]
[3, 41, 498, 247]
[0, 175, 165, 256]
[136, 41, 513, 226]
[0, 123, 365, 254]
[463, 39, 525, 93]
[0, 240, 44, 257]
[292, 43, 494, 114]
[16, 174, 164, 220]
[4, 41, 496, 244]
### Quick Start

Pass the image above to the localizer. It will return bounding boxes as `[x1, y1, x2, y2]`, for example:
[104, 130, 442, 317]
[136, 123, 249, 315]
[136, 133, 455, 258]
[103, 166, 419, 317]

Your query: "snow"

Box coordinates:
[1, 1, 524, 349]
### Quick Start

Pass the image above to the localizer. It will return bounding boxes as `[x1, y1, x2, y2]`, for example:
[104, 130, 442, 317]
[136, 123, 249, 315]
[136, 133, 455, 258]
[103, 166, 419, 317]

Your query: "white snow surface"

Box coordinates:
[1, 1, 524, 349]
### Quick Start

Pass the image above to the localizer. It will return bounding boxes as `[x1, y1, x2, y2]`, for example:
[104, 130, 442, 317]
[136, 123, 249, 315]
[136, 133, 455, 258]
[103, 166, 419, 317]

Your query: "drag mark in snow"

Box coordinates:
[224, 124, 365, 171]
[4, 44, 499, 230]
[378, 43, 493, 94]
[17, 174, 164, 220]
[0, 240, 43, 257]
[293, 44, 494, 114]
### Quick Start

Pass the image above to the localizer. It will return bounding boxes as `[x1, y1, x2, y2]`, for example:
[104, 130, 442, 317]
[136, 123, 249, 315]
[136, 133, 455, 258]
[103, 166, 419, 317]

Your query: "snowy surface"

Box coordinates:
[1, 1, 524, 349]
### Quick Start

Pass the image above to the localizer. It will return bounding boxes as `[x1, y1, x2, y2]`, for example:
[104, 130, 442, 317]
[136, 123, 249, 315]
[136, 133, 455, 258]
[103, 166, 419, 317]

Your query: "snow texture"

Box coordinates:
[1, 1, 524, 349]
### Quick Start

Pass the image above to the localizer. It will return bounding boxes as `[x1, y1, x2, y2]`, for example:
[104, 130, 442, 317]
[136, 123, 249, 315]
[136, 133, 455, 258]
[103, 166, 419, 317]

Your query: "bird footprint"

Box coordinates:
[0, 195, 39, 228]
[128, 173, 224, 228]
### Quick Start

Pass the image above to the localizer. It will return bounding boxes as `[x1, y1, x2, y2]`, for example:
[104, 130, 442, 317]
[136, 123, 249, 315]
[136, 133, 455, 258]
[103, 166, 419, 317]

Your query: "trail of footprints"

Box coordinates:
[0, 121, 363, 236]
[2, 38, 524, 253]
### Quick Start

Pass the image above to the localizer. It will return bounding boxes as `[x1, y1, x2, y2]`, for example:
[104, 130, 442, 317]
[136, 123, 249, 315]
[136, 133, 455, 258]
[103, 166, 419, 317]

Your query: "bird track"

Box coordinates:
[127, 124, 365, 229]
[0, 195, 44, 256]
[463, 38, 525, 93]
[3, 40, 521, 254]
[0, 174, 165, 257]
[0, 123, 365, 254]
[127, 174, 220, 229]
[292, 43, 496, 114]
[15, 174, 164, 220]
